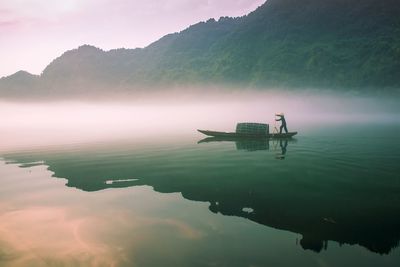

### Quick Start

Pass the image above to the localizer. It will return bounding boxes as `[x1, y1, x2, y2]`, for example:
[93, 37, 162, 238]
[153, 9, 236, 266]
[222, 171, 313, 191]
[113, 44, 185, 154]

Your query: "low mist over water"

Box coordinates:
[0, 89, 398, 151]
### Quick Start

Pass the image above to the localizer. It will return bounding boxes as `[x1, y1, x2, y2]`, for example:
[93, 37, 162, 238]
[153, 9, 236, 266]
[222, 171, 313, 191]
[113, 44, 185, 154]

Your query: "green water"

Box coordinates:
[0, 123, 399, 267]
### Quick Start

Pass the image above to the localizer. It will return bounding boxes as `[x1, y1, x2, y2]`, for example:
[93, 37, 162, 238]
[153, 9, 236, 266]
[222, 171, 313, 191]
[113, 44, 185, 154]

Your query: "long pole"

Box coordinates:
[273, 114, 279, 134]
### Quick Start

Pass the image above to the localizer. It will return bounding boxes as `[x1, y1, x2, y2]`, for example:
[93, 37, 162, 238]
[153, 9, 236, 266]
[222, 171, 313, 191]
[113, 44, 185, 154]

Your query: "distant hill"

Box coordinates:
[0, 71, 40, 97]
[1, 0, 399, 98]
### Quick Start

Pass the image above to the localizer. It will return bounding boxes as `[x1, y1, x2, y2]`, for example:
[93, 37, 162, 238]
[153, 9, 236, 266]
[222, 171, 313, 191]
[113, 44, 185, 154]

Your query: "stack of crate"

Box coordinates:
[235, 123, 269, 136]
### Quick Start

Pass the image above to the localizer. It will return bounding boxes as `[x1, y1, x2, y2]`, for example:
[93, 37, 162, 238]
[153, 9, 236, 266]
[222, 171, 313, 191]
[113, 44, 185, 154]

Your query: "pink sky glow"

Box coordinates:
[0, 0, 266, 77]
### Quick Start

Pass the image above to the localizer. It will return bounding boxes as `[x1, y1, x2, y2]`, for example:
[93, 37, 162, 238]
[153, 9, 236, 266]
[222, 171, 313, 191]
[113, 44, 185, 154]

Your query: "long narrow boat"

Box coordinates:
[197, 129, 298, 139]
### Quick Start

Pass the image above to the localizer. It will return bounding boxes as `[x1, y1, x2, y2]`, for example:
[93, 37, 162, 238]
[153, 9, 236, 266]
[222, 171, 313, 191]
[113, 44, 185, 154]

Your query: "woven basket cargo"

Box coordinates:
[235, 123, 269, 135]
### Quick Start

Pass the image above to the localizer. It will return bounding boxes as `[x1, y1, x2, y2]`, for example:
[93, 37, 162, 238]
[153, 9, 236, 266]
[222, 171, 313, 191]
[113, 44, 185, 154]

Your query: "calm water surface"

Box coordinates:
[0, 122, 400, 267]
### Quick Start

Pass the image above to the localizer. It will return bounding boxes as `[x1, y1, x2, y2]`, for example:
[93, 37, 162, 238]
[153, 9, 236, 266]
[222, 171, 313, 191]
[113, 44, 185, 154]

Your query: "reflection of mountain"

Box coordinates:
[2, 141, 400, 255]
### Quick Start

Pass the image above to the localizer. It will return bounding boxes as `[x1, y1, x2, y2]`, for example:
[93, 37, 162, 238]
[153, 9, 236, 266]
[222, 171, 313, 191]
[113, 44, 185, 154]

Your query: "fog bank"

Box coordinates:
[1, 90, 399, 151]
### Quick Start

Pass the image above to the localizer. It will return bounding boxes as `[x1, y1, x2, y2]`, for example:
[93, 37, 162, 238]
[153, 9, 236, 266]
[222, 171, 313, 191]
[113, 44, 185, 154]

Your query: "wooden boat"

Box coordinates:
[197, 129, 298, 139]
[198, 136, 298, 144]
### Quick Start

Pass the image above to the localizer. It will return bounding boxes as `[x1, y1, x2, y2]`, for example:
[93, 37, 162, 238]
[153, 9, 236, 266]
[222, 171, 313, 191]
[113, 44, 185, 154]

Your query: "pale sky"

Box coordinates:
[0, 0, 266, 77]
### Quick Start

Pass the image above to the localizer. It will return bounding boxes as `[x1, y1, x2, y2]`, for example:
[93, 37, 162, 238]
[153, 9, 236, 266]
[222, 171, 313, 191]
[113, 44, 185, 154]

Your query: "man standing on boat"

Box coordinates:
[275, 113, 288, 134]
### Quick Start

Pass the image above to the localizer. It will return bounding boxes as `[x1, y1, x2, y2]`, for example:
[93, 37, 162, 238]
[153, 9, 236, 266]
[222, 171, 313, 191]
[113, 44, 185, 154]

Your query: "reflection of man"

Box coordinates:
[275, 113, 288, 134]
[276, 139, 288, 160]
[280, 139, 287, 156]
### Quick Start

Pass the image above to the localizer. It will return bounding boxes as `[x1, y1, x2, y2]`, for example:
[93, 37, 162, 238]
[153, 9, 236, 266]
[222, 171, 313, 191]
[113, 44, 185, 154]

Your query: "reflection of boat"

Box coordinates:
[198, 136, 297, 144]
[198, 137, 270, 151]
[198, 136, 296, 152]
[197, 129, 297, 138]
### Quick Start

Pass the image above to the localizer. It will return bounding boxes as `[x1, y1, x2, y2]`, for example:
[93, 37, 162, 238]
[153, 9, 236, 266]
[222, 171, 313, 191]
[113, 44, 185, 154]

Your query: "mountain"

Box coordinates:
[0, 71, 40, 97]
[1, 0, 399, 98]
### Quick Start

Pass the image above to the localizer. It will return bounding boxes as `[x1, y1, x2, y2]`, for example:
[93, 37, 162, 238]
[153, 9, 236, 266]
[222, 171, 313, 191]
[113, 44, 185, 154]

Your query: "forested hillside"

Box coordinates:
[1, 0, 399, 98]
